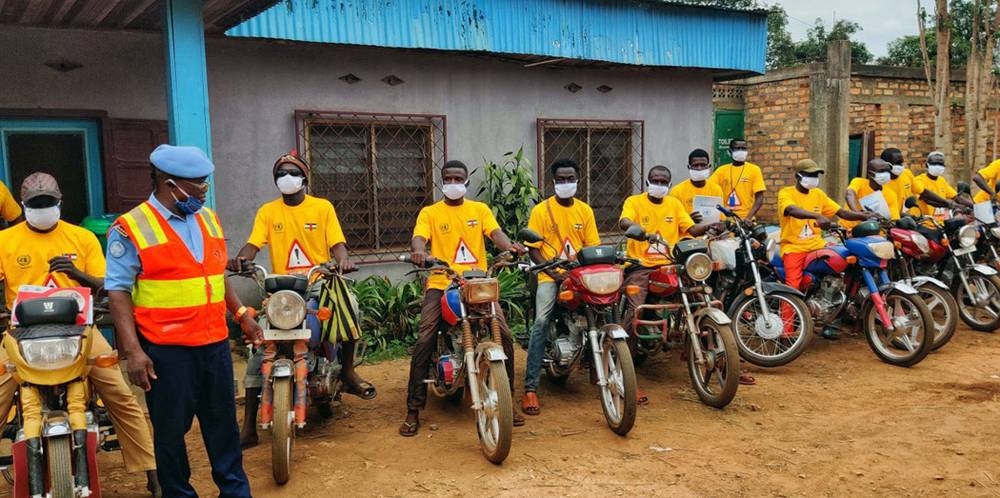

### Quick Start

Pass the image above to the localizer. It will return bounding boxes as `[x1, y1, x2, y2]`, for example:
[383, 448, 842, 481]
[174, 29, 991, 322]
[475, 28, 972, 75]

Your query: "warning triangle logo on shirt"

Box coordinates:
[646, 232, 669, 255]
[43, 275, 59, 288]
[453, 238, 479, 265]
[286, 240, 314, 270]
[557, 238, 576, 260]
[727, 190, 742, 208]
[799, 223, 815, 239]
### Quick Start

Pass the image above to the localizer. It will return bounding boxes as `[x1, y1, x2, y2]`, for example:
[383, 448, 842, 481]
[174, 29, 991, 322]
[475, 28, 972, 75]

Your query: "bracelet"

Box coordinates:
[235, 306, 256, 321]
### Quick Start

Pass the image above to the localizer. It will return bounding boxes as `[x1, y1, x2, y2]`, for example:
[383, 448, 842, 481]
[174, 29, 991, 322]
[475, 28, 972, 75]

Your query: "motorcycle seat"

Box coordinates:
[12, 322, 87, 340]
[14, 296, 79, 326]
[264, 275, 309, 294]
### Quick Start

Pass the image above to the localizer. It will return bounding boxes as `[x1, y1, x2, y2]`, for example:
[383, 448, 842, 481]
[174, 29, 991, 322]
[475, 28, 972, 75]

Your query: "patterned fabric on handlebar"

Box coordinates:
[317, 275, 361, 343]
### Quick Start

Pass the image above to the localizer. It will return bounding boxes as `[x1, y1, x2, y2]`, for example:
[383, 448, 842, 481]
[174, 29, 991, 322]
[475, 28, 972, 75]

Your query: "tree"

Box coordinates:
[879, 0, 976, 67]
[766, 6, 796, 69]
[791, 19, 875, 65]
[964, 0, 1000, 173]
[919, 0, 955, 166]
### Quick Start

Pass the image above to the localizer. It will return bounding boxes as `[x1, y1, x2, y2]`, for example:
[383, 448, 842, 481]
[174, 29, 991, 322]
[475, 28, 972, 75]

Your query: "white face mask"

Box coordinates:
[276, 175, 305, 195]
[927, 164, 946, 177]
[731, 150, 749, 163]
[798, 175, 820, 190]
[689, 168, 711, 182]
[24, 205, 60, 230]
[442, 182, 467, 200]
[873, 172, 891, 186]
[646, 182, 669, 199]
[890, 164, 905, 176]
[554, 181, 578, 199]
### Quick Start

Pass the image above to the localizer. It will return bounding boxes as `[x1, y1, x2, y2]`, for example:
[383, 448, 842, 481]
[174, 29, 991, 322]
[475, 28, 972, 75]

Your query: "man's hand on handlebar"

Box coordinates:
[409, 250, 430, 268]
[815, 215, 833, 230]
[226, 256, 253, 273]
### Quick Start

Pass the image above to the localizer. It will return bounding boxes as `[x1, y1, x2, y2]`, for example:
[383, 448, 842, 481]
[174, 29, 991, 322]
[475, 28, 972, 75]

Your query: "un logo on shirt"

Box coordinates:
[273, 222, 284, 233]
[16, 255, 30, 267]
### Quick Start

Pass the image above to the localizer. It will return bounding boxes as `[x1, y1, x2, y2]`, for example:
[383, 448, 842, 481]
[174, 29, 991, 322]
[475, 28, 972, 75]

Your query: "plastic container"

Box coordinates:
[81, 214, 119, 252]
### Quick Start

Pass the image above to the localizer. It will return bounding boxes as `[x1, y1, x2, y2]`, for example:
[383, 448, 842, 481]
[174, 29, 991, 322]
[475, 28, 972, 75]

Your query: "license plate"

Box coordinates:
[953, 246, 976, 256]
[263, 328, 311, 341]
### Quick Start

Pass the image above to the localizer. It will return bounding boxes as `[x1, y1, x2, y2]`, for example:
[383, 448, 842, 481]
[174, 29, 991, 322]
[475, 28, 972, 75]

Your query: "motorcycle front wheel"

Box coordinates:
[47, 434, 73, 498]
[864, 290, 934, 367]
[954, 273, 1000, 332]
[915, 282, 959, 350]
[271, 377, 294, 484]
[474, 342, 512, 464]
[729, 292, 813, 367]
[687, 316, 740, 408]
[599, 337, 637, 436]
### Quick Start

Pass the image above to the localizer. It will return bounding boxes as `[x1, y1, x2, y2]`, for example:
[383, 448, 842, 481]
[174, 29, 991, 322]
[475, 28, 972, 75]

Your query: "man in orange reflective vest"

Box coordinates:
[106, 145, 262, 498]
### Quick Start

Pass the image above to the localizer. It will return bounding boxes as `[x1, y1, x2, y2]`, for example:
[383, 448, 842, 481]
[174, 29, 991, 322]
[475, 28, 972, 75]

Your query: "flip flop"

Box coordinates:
[513, 412, 526, 427]
[343, 379, 377, 400]
[398, 420, 420, 437]
[521, 392, 540, 416]
[739, 372, 757, 385]
[637, 390, 649, 405]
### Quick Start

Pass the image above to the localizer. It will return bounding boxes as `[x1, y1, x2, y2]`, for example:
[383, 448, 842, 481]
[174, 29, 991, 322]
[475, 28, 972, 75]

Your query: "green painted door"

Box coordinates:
[848, 135, 863, 179]
[713, 110, 744, 166]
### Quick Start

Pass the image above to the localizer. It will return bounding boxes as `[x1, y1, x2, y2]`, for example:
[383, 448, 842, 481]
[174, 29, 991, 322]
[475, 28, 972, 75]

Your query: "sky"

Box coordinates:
[775, 0, 917, 58]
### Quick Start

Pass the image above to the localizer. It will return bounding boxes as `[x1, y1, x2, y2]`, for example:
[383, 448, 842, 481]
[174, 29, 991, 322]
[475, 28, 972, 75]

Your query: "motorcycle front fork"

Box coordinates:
[259, 339, 309, 428]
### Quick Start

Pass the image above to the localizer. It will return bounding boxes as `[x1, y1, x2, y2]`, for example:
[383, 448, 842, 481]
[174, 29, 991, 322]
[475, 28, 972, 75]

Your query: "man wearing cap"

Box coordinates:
[106, 145, 261, 497]
[227, 152, 373, 448]
[0, 173, 160, 495]
[915, 151, 972, 221]
[778, 159, 871, 339]
[0, 179, 21, 228]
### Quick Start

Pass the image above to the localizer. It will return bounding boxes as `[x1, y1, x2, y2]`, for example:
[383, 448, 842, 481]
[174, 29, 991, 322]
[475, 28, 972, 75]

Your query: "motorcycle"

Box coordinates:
[234, 262, 352, 484]
[769, 221, 935, 367]
[399, 253, 518, 463]
[708, 207, 814, 368]
[516, 229, 637, 434]
[0, 292, 120, 498]
[618, 225, 741, 408]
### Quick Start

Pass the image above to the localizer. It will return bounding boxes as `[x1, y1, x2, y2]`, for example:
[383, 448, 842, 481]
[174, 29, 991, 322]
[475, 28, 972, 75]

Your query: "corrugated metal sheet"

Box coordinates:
[226, 0, 766, 73]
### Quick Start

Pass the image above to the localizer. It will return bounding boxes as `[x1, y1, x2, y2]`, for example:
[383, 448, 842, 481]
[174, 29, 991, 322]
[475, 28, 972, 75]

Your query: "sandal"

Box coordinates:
[343, 379, 377, 400]
[398, 420, 420, 437]
[637, 389, 649, 405]
[739, 372, 757, 385]
[521, 392, 540, 416]
[513, 412, 526, 427]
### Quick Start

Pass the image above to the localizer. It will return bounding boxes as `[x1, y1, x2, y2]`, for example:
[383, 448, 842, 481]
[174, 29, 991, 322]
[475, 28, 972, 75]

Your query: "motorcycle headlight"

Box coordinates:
[580, 270, 623, 295]
[910, 233, 931, 255]
[19, 337, 81, 370]
[266, 290, 307, 330]
[868, 241, 896, 260]
[462, 278, 499, 304]
[959, 225, 978, 248]
[684, 253, 714, 281]
[991, 226, 1000, 240]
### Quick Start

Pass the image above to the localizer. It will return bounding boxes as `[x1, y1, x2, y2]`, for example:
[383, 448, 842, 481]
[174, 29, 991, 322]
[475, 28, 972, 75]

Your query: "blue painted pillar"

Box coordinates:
[163, 0, 215, 207]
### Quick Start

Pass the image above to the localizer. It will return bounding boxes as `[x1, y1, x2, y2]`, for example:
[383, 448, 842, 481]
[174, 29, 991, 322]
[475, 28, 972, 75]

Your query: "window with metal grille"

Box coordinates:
[296, 111, 446, 262]
[536, 119, 644, 233]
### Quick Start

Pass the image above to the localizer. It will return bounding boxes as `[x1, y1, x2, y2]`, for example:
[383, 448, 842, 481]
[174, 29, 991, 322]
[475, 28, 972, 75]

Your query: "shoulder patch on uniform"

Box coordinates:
[109, 240, 127, 258]
[112, 224, 130, 239]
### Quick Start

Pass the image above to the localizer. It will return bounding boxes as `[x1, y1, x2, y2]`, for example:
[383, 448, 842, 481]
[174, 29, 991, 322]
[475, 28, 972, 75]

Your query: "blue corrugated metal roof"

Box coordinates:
[226, 0, 766, 73]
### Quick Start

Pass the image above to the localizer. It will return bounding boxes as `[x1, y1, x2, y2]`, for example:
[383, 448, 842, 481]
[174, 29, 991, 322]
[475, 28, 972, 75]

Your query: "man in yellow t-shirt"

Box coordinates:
[521, 158, 600, 415]
[227, 152, 363, 448]
[882, 148, 959, 215]
[400, 160, 526, 437]
[710, 139, 766, 220]
[0, 180, 22, 228]
[974, 156, 1000, 202]
[0, 173, 159, 493]
[843, 159, 900, 229]
[915, 151, 971, 220]
[670, 149, 725, 221]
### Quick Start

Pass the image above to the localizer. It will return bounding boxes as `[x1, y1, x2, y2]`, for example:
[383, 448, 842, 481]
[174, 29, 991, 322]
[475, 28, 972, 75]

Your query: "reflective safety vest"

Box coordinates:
[116, 202, 229, 346]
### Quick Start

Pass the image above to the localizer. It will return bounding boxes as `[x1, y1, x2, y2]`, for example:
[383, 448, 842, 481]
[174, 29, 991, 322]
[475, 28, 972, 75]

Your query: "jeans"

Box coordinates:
[524, 282, 558, 392]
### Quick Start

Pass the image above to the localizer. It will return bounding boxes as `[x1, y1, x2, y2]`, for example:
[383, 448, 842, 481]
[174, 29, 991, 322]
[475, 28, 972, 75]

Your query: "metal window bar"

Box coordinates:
[536, 119, 644, 233]
[296, 110, 446, 262]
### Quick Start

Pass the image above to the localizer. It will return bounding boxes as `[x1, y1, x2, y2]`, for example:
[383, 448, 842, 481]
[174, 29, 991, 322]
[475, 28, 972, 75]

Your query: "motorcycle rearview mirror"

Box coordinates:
[957, 182, 971, 195]
[517, 228, 544, 244]
[624, 225, 647, 241]
[904, 196, 919, 209]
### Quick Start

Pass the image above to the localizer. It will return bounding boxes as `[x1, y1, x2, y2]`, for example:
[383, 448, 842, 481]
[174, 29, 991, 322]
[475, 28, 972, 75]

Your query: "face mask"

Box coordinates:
[554, 181, 578, 199]
[276, 175, 305, 195]
[731, 150, 749, 163]
[689, 168, 711, 182]
[798, 174, 820, 190]
[647, 182, 669, 199]
[24, 205, 60, 230]
[890, 164, 905, 176]
[873, 172, 891, 186]
[927, 164, 946, 177]
[442, 182, 467, 200]
[169, 180, 205, 215]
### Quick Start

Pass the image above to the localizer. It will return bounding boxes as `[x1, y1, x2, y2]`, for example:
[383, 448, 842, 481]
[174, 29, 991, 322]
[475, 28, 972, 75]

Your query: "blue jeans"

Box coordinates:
[524, 282, 558, 392]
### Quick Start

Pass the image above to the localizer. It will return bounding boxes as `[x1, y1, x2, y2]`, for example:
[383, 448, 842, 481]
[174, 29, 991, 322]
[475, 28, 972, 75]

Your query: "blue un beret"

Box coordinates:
[150, 144, 215, 179]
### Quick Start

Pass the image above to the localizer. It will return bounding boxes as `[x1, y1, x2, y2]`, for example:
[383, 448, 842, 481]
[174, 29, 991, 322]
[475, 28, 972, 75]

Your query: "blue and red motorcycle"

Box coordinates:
[769, 221, 935, 367]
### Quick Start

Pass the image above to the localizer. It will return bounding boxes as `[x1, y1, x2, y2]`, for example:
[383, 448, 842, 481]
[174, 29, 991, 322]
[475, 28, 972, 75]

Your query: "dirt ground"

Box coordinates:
[31, 325, 1000, 497]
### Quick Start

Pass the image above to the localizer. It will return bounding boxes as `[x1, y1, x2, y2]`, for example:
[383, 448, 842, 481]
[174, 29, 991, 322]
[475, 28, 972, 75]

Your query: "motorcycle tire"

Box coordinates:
[474, 342, 512, 464]
[271, 377, 294, 484]
[728, 292, 813, 368]
[47, 435, 74, 498]
[953, 274, 1000, 332]
[600, 338, 637, 436]
[915, 282, 959, 350]
[863, 290, 934, 367]
[687, 317, 740, 409]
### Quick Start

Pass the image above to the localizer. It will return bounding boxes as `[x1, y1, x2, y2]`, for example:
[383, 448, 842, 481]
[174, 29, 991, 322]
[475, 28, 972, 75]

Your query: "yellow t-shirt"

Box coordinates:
[974, 159, 1000, 202]
[842, 178, 900, 229]
[526, 197, 601, 283]
[915, 173, 958, 220]
[669, 179, 725, 215]
[247, 195, 347, 275]
[709, 162, 766, 219]
[413, 200, 501, 290]
[777, 186, 840, 256]
[885, 168, 925, 210]
[0, 221, 105, 309]
[0, 181, 21, 224]
[619, 193, 694, 266]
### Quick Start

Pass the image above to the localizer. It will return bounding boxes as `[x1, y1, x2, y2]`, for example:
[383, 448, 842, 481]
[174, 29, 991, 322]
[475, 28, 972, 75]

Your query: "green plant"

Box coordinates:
[477, 148, 541, 238]
[352, 275, 423, 352]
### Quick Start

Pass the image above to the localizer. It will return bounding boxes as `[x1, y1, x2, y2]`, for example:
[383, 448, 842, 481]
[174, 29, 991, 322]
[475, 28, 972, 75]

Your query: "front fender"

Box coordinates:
[600, 323, 629, 340]
[969, 264, 999, 276]
[693, 306, 732, 326]
[475, 342, 507, 362]
[760, 281, 805, 298]
[271, 359, 294, 378]
[885, 281, 919, 295]
[907, 276, 948, 291]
